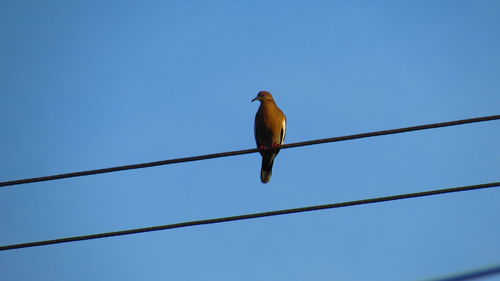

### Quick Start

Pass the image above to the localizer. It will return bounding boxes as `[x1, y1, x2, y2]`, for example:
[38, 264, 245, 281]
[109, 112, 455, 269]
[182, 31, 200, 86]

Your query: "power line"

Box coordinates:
[422, 263, 500, 281]
[1, 115, 498, 188]
[1, 181, 498, 251]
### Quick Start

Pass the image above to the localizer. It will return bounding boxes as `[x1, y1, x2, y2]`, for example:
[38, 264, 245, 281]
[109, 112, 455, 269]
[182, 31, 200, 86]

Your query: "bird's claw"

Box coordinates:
[259, 144, 280, 151]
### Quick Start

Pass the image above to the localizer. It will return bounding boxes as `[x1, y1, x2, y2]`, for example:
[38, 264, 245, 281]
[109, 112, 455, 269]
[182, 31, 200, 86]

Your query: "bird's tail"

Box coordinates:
[260, 155, 276, 183]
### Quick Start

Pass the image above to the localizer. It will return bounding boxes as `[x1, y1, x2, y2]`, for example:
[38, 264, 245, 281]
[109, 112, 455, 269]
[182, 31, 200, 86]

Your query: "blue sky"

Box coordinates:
[1, 1, 499, 280]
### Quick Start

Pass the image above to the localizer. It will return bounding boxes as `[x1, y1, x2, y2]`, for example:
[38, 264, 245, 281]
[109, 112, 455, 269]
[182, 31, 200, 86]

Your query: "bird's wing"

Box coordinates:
[279, 116, 286, 145]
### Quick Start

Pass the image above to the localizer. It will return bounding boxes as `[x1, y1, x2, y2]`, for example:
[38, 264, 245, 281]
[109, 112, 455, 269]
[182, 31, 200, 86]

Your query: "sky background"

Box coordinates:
[1, 1, 499, 280]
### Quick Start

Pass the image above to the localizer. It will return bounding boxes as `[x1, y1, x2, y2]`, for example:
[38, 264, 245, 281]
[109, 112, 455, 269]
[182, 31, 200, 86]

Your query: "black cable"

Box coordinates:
[423, 264, 500, 281]
[1, 115, 498, 188]
[1, 181, 498, 251]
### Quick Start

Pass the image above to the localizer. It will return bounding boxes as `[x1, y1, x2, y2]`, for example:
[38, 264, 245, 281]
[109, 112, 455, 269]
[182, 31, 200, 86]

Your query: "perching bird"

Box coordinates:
[252, 91, 287, 183]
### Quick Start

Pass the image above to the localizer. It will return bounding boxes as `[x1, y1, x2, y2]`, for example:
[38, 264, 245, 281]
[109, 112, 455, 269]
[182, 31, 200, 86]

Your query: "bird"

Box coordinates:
[251, 91, 287, 183]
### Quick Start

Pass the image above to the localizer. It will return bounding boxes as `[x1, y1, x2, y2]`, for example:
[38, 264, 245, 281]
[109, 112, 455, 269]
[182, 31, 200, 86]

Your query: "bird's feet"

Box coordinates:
[259, 144, 281, 151]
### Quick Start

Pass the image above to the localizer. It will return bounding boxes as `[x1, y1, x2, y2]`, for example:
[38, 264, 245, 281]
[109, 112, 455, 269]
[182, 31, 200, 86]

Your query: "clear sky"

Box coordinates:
[1, 1, 499, 280]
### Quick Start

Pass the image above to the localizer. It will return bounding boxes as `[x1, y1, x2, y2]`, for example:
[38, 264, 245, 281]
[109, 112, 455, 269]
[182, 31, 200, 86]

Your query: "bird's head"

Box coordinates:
[251, 91, 274, 103]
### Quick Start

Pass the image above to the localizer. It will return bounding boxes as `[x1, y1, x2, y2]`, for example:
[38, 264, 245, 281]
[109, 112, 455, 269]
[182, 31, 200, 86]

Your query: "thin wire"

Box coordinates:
[1, 115, 499, 188]
[1, 181, 498, 251]
[422, 264, 500, 281]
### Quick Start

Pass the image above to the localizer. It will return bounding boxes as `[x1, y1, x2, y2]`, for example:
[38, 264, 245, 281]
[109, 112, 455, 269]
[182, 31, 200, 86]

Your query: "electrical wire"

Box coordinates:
[1, 115, 498, 188]
[1, 181, 498, 251]
[422, 263, 500, 281]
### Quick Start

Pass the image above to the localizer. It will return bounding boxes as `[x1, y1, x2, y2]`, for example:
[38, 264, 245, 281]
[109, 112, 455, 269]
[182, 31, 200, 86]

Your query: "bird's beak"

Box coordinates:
[251, 97, 258, 102]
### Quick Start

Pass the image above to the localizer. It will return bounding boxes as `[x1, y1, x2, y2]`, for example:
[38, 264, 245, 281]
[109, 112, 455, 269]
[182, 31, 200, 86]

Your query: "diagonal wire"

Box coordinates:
[1, 115, 499, 188]
[1, 181, 498, 251]
[421, 263, 500, 281]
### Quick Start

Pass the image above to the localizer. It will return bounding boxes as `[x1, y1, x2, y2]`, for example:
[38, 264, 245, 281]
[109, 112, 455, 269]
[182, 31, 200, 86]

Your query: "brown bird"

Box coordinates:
[252, 91, 287, 183]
